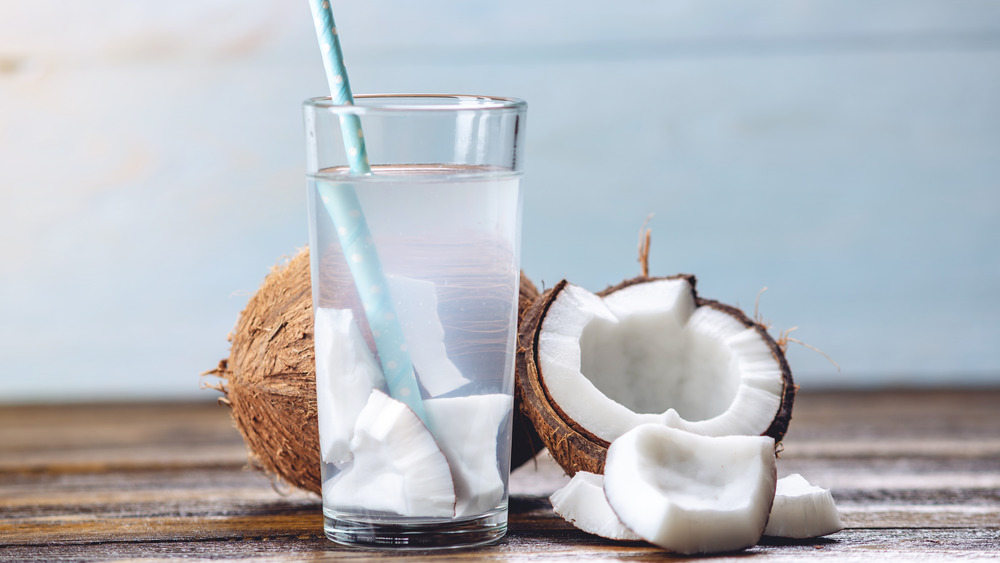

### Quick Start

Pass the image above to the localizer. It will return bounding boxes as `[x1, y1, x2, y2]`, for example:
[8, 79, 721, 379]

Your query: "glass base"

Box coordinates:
[324, 508, 507, 550]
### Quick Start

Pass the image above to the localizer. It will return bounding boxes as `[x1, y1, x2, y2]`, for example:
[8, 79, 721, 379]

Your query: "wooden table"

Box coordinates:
[2, 390, 998, 561]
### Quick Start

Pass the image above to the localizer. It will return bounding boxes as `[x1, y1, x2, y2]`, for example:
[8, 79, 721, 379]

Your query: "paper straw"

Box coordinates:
[308, 0, 427, 423]
[308, 0, 369, 175]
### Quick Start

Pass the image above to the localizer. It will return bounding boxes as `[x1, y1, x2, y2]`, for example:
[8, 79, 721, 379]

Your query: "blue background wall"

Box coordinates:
[1, 1, 998, 401]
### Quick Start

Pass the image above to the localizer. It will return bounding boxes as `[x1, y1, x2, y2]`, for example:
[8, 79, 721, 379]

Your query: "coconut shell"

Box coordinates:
[515, 275, 796, 477]
[208, 247, 543, 495]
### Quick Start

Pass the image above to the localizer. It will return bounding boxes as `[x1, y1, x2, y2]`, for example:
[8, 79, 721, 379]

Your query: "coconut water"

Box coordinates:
[308, 164, 521, 537]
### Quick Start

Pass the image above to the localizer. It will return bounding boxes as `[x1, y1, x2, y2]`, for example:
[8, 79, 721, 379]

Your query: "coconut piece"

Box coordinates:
[603, 423, 777, 555]
[549, 471, 641, 541]
[764, 474, 843, 538]
[314, 307, 387, 465]
[323, 389, 456, 517]
[388, 275, 469, 396]
[206, 247, 544, 494]
[516, 276, 795, 475]
[424, 394, 512, 517]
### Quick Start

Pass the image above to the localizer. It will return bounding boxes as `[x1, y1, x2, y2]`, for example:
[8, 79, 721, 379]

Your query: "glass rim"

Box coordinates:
[304, 93, 527, 113]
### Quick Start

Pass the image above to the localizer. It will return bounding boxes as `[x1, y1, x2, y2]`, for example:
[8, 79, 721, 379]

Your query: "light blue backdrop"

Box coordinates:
[1, 1, 998, 401]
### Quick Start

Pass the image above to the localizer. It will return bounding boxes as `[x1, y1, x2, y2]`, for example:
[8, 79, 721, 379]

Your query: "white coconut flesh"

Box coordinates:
[315, 307, 388, 465]
[764, 474, 843, 539]
[387, 275, 470, 396]
[603, 424, 777, 555]
[423, 393, 512, 517]
[537, 279, 785, 442]
[323, 389, 456, 517]
[549, 471, 640, 541]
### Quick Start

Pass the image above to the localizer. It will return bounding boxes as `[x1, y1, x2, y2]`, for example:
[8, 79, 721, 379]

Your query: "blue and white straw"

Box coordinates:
[308, 0, 369, 174]
[308, 0, 427, 423]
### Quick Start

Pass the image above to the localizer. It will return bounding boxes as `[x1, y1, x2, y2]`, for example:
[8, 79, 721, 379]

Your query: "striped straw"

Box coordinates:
[308, 0, 427, 423]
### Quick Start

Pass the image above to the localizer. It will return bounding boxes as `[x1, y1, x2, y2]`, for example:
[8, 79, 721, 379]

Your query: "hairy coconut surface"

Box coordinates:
[515, 275, 795, 477]
[207, 248, 319, 493]
[207, 247, 543, 495]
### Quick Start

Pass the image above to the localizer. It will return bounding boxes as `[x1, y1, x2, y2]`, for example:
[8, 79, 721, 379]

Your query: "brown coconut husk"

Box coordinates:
[206, 247, 543, 495]
[515, 275, 796, 477]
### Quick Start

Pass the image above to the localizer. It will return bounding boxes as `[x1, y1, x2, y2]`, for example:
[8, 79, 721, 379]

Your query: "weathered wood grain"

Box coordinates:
[1, 390, 998, 560]
[2, 529, 998, 562]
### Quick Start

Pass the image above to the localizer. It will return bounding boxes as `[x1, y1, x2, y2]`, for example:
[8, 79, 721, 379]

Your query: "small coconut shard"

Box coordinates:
[516, 275, 794, 476]
[424, 394, 512, 517]
[603, 424, 777, 555]
[764, 474, 843, 539]
[314, 307, 387, 465]
[323, 390, 456, 517]
[387, 275, 469, 396]
[550, 471, 641, 541]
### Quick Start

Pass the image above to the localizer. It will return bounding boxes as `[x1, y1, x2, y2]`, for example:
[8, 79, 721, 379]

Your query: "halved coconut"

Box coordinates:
[323, 389, 456, 517]
[516, 276, 794, 475]
[603, 423, 777, 554]
[764, 474, 843, 538]
[549, 471, 640, 541]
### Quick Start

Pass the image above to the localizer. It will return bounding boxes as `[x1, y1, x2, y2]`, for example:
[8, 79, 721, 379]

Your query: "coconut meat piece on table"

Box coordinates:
[603, 423, 778, 555]
[549, 471, 640, 541]
[529, 276, 792, 453]
[764, 473, 843, 539]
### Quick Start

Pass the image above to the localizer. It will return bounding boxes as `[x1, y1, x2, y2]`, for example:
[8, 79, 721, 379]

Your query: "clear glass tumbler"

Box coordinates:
[303, 94, 526, 548]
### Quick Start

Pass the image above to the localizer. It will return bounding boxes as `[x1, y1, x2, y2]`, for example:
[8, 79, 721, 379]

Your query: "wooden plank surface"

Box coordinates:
[1, 390, 998, 561]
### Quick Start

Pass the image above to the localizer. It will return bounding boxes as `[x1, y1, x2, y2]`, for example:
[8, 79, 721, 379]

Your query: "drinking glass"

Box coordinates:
[303, 94, 527, 548]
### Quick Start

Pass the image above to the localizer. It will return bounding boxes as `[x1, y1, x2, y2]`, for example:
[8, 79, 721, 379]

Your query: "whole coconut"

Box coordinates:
[206, 247, 543, 495]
